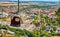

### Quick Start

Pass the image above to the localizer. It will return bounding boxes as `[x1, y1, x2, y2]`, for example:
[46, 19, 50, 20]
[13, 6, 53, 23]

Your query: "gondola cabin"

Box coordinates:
[10, 16, 21, 27]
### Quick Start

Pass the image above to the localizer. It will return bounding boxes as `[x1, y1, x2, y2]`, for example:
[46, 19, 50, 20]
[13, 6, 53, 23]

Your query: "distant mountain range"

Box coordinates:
[9, 1, 60, 5]
[0, 0, 60, 5]
[0, 0, 10, 2]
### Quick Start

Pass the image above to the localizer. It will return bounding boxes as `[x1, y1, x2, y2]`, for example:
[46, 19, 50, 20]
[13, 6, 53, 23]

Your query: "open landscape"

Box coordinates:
[0, 0, 60, 37]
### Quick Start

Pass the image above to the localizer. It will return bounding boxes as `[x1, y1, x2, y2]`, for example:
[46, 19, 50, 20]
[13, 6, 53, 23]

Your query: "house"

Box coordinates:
[0, 12, 8, 18]
[56, 27, 60, 33]
[0, 28, 15, 37]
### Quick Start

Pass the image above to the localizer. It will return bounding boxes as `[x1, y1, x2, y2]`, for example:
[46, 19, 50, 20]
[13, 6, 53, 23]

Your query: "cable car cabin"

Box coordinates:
[10, 16, 21, 27]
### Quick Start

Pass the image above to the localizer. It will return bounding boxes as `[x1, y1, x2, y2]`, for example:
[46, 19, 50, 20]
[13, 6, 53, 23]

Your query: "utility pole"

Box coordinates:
[2, 8, 3, 25]
[18, 0, 19, 13]
[15, 0, 19, 14]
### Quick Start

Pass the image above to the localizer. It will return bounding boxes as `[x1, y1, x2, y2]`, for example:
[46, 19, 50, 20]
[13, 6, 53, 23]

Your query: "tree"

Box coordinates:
[56, 7, 60, 25]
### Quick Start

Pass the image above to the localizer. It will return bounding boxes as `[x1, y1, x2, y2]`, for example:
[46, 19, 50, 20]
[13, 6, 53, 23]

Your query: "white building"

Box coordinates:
[0, 12, 8, 18]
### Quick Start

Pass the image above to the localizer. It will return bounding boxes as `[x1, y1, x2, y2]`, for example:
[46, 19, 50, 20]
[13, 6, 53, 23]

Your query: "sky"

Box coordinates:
[11, 0, 59, 1]
[0, 0, 59, 2]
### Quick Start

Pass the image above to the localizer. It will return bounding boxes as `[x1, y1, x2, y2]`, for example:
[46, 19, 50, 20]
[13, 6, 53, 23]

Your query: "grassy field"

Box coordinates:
[0, 2, 19, 6]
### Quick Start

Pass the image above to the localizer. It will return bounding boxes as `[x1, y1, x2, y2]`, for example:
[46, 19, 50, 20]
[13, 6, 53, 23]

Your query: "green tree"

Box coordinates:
[56, 7, 60, 25]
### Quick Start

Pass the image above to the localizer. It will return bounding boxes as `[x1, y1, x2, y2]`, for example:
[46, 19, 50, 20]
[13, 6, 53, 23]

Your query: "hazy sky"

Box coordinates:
[0, 0, 59, 2]
[11, 0, 59, 1]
